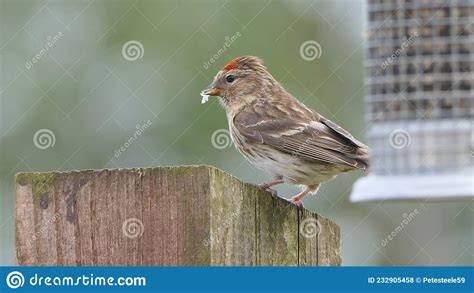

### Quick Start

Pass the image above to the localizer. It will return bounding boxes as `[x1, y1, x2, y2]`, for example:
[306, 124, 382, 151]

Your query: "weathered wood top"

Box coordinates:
[15, 165, 341, 266]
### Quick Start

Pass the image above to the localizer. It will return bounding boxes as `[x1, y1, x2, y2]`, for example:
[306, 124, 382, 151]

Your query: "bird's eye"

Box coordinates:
[226, 74, 235, 83]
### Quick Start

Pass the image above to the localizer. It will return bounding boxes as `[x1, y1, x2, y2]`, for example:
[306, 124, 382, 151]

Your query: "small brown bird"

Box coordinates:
[201, 56, 369, 207]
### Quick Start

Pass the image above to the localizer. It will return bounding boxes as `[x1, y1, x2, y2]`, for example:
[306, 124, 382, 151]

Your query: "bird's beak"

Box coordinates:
[201, 83, 222, 96]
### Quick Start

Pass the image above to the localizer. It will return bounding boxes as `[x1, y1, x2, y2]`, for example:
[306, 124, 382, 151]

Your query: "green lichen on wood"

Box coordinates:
[167, 165, 211, 176]
[172, 166, 195, 176]
[16, 172, 56, 201]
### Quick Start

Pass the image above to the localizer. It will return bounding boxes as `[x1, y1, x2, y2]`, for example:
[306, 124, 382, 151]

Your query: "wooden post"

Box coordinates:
[15, 165, 341, 266]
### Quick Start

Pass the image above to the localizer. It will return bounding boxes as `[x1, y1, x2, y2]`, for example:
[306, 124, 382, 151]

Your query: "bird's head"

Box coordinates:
[201, 56, 281, 113]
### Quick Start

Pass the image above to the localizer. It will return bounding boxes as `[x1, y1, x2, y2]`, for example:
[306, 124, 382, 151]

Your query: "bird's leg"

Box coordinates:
[258, 176, 284, 197]
[258, 177, 284, 189]
[288, 184, 320, 208]
[288, 189, 308, 208]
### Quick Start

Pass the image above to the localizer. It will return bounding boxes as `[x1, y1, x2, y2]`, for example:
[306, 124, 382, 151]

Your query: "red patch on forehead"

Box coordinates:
[222, 57, 240, 72]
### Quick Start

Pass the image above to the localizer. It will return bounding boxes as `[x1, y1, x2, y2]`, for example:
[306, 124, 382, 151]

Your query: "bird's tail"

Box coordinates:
[355, 146, 370, 171]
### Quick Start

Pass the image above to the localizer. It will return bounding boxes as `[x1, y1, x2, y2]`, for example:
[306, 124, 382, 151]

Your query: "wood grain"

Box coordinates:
[15, 165, 340, 266]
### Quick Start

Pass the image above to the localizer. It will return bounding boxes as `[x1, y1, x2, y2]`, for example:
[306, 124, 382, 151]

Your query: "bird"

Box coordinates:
[201, 56, 369, 207]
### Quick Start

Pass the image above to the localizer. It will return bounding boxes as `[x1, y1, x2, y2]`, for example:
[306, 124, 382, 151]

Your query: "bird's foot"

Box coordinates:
[258, 177, 284, 191]
[268, 188, 278, 198]
[258, 183, 278, 198]
[258, 182, 271, 190]
[287, 197, 303, 208]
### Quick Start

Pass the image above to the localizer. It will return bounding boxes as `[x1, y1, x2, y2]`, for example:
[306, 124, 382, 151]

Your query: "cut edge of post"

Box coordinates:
[14, 164, 341, 239]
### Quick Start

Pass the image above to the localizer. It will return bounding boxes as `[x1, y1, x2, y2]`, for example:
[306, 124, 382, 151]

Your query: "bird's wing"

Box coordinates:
[318, 115, 369, 151]
[233, 105, 369, 170]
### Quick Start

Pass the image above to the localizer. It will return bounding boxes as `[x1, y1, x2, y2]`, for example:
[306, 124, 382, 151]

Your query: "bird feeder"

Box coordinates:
[351, 0, 473, 201]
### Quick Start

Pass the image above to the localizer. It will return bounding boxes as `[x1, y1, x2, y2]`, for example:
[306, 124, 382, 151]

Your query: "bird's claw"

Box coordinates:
[258, 183, 278, 198]
[258, 183, 278, 197]
[287, 198, 304, 208]
[269, 189, 278, 198]
[258, 182, 270, 190]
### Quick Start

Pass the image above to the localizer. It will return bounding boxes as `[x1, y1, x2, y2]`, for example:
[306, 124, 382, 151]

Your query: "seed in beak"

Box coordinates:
[200, 92, 210, 104]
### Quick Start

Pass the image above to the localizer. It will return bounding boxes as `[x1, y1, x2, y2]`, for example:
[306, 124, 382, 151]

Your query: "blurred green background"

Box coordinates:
[0, 0, 472, 266]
